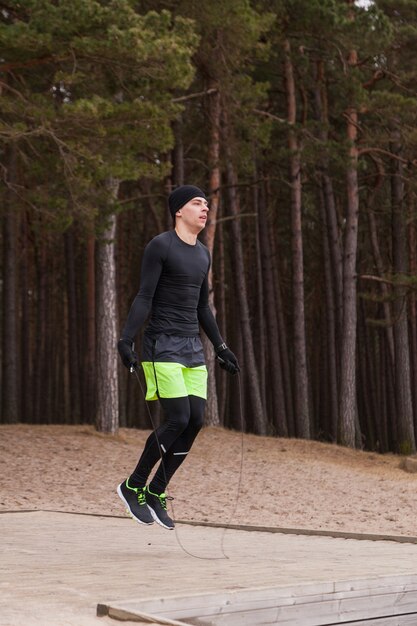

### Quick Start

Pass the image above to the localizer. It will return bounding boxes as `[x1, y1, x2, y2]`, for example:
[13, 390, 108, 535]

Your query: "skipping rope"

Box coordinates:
[130, 365, 245, 561]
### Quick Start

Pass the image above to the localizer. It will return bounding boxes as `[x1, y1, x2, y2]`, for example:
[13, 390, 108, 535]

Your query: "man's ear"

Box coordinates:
[176, 209, 182, 218]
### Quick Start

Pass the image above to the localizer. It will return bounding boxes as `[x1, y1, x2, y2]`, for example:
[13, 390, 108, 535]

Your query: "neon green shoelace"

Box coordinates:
[137, 490, 146, 506]
[157, 493, 167, 509]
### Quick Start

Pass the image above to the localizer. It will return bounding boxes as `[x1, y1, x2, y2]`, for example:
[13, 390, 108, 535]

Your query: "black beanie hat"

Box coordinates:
[168, 185, 207, 220]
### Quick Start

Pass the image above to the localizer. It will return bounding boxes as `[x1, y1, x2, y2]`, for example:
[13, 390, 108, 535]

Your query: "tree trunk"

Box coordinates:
[283, 38, 310, 438]
[85, 233, 96, 421]
[339, 37, 359, 448]
[1, 145, 19, 423]
[408, 192, 417, 436]
[216, 208, 228, 426]
[364, 155, 395, 367]
[313, 59, 343, 346]
[358, 301, 376, 448]
[258, 181, 287, 436]
[377, 333, 389, 452]
[319, 186, 338, 441]
[269, 216, 295, 435]
[222, 112, 267, 434]
[171, 115, 184, 187]
[64, 226, 81, 422]
[33, 234, 47, 423]
[367, 209, 395, 365]
[322, 174, 344, 344]
[313, 59, 341, 438]
[20, 210, 31, 422]
[96, 180, 119, 433]
[390, 126, 415, 454]
[253, 183, 266, 410]
[202, 84, 221, 426]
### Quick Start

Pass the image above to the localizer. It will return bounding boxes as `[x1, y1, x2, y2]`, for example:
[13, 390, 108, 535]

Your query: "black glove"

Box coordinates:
[117, 338, 138, 370]
[215, 343, 240, 375]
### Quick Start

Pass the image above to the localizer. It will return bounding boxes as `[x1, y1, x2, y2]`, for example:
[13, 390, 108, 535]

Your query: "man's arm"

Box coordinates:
[197, 273, 240, 374]
[117, 236, 166, 369]
[197, 272, 224, 348]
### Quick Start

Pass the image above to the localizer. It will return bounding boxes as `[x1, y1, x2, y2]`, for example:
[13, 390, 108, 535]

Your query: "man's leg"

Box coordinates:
[149, 395, 205, 494]
[148, 364, 207, 494]
[145, 395, 205, 529]
[118, 356, 206, 529]
[118, 395, 190, 527]
[129, 396, 191, 488]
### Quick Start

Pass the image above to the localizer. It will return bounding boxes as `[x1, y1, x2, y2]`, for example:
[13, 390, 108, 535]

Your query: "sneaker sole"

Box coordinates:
[147, 504, 175, 530]
[117, 484, 154, 526]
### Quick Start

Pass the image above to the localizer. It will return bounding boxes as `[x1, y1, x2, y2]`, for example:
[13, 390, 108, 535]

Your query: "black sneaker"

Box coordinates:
[145, 486, 174, 530]
[117, 479, 154, 525]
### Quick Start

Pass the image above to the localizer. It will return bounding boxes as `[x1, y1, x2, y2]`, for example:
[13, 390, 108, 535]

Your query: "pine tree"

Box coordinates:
[0, 1, 198, 429]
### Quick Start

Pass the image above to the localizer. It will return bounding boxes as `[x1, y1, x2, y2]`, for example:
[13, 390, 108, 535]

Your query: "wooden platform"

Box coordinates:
[2, 510, 417, 625]
[98, 575, 417, 625]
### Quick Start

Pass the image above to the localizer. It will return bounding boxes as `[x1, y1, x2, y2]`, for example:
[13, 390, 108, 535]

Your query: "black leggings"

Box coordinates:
[129, 395, 205, 493]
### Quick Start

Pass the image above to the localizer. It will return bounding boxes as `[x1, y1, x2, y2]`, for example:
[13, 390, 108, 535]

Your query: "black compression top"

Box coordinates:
[121, 229, 224, 347]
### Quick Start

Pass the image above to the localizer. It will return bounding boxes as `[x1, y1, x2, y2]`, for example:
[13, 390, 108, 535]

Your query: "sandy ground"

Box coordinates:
[1, 423, 417, 537]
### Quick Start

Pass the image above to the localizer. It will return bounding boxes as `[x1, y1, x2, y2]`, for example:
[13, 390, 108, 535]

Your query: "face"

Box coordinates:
[176, 196, 209, 232]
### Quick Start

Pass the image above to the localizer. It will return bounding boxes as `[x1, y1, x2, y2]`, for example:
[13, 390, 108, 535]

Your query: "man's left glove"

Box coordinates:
[215, 343, 240, 375]
[117, 339, 138, 370]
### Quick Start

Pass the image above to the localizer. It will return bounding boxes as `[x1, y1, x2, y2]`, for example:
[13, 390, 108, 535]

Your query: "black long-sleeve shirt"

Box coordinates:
[121, 230, 223, 348]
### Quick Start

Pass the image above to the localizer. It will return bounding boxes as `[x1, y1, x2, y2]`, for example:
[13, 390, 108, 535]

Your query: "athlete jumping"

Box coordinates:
[117, 185, 239, 530]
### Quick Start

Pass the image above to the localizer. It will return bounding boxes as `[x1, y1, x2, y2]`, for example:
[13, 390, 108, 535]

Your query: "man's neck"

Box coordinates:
[175, 225, 198, 245]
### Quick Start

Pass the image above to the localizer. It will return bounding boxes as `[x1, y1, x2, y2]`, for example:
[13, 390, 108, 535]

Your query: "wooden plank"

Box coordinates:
[175, 518, 417, 546]
[101, 576, 417, 626]
[166, 591, 417, 625]
[342, 617, 417, 626]
[97, 604, 190, 625]
[183, 608, 417, 626]
[106, 575, 417, 615]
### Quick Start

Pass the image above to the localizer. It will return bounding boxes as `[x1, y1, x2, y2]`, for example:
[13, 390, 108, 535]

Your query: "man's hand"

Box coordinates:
[117, 339, 138, 370]
[215, 344, 240, 375]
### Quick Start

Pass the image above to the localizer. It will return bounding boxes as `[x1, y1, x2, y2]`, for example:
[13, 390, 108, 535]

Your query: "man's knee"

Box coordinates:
[160, 396, 191, 433]
[189, 396, 206, 431]
[175, 411, 191, 432]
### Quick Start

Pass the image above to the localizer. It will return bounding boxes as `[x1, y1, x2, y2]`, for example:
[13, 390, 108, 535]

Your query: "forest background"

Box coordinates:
[1, 0, 417, 455]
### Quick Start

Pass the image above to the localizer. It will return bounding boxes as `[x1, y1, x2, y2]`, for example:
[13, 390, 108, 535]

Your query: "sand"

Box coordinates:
[1, 423, 417, 537]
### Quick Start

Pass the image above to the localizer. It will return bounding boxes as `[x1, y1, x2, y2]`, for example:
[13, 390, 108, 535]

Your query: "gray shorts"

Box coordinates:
[141, 333, 205, 368]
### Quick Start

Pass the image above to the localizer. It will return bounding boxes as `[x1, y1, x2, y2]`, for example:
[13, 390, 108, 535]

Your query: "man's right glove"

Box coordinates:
[215, 343, 240, 375]
[117, 338, 138, 370]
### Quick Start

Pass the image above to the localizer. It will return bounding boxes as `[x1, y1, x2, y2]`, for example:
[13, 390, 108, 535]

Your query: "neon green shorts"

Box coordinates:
[141, 362, 208, 401]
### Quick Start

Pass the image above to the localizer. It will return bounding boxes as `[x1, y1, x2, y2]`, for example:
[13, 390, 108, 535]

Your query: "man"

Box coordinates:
[117, 185, 239, 530]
